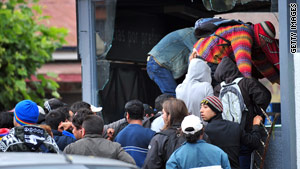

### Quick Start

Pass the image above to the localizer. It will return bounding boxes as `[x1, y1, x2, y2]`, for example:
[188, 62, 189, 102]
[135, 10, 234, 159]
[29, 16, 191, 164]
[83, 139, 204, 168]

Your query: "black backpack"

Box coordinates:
[157, 127, 185, 163]
[194, 17, 245, 39]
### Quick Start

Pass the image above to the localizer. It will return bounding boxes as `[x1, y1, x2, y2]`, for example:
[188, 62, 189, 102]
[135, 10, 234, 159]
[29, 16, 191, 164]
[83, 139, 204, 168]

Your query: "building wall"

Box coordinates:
[294, 53, 300, 168]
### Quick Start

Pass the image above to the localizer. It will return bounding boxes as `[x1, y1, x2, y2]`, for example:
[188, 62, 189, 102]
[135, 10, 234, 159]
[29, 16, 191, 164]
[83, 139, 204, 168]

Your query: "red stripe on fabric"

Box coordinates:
[207, 96, 223, 111]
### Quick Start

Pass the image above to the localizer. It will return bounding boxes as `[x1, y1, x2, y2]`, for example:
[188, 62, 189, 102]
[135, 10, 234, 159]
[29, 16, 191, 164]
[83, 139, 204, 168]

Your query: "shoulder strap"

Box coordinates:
[214, 34, 231, 46]
[220, 81, 226, 87]
[221, 77, 243, 88]
[233, 77, 243, 84]
[214, 22, 252, 47]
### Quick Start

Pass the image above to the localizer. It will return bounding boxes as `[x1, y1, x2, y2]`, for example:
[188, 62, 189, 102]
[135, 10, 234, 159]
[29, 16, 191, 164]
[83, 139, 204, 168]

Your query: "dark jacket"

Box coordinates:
[142, 113, 161, 129]
[205, 114, 263, 169]
[143, 124, 185, 169]
[52, 129, 76, 151]
[214, 56, 271, 131]
[0, 125, 59, 153]
[63, 134, 135, 165]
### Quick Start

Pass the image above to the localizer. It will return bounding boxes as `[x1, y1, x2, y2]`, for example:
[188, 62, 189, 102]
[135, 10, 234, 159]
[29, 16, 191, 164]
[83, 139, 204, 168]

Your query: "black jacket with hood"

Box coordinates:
[205, 113, 263, 169]
[213, 57, 271, 132]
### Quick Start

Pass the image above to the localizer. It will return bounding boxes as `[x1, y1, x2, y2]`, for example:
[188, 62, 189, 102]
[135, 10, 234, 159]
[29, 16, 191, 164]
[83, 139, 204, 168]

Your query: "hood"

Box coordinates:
[14, 125, 48, 151]
[214, 57, 243, 83]
[185, 58, 212, 83]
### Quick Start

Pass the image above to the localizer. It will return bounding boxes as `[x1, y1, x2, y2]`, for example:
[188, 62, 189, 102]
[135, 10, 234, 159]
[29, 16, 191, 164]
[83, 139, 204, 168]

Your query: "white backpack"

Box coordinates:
[219, 77, 247, 124]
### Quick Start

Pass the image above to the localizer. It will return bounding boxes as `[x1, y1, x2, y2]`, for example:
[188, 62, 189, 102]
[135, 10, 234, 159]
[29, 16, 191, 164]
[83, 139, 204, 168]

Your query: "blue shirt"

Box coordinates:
[166, 140, 231, 169]
[114, 124, 155, 168]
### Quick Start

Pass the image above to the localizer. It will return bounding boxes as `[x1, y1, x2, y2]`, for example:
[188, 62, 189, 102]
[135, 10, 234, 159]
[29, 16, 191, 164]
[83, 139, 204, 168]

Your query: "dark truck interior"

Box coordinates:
[96, 0, 277, 124]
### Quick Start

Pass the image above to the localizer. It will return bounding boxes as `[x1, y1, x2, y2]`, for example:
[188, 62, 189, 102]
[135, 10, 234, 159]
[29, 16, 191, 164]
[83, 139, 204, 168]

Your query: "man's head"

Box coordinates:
[200, 96, 223, 122]
[14, 100, 39, 126]
[82, 115, 104, 136]
[143, 104, 155, 118]
[45, 109, 67, 130]
[181, 115, 203, 143]
[70, 101, 91, 116]
[125, 99, 144, 121]
[71, 108, 94, 140]
[44, 98, 67, 114]
[56, 106, 72, 122]
[154, 94, 175, 112]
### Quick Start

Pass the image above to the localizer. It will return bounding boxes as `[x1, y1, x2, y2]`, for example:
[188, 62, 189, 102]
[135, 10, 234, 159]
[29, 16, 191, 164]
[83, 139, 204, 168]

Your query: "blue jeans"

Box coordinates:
[147, 56, 177, 96]
[239, 144, 253, 169]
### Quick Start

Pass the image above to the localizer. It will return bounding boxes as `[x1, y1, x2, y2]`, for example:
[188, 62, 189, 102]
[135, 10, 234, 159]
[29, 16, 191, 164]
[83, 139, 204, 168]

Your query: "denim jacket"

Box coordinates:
[148, 27, 198, 79]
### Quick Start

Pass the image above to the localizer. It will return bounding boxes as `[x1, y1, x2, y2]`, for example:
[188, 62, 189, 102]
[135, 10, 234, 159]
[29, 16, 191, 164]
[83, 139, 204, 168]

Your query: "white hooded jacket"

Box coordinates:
[176, 58, 213, 118]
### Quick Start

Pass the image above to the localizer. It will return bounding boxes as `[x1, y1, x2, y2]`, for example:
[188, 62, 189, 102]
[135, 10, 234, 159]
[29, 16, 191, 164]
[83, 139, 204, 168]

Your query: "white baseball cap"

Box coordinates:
[181, 115, 203, 135]
[90, 105, 102, 113]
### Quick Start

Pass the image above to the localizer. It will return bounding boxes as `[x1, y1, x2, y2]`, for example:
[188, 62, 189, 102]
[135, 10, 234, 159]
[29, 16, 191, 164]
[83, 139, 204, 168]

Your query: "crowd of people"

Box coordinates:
[0, 17, 279, 169]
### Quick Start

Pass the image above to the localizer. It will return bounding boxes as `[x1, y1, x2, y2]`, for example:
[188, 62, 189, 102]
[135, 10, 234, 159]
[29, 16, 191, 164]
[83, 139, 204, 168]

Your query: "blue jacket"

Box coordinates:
[52, 130, 76, 151]
[166, 140, 231, 169]
[148, 27, 198, 79]
[114, 124, 155, 168]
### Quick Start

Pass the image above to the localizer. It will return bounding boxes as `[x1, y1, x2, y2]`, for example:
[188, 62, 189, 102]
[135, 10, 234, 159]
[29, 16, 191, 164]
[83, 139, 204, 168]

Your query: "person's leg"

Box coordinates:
[147, 56, 177, 96]
[239, 144, 253, 169]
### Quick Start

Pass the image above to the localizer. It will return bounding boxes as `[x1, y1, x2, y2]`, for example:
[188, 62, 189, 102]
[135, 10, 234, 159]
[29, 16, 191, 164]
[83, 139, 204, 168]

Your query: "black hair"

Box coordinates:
[143, 104, 155, 117]
[72, 108, 94, 129]
[154, 94, 175, 112]
[70, 101, 91, 114]
[0, 111, 14, 128]
[82, 115, 104, 135]
[44, 98, 67, 114]
[45, 109, 67, 130]
[56, 106, 71, 121]
[125, 99, 144, 120]
[183, 129, 203, 143]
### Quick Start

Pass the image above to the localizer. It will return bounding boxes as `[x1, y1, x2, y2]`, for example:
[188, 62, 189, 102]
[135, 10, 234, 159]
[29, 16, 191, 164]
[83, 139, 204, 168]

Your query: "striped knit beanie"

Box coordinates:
[201, 96, 223, 114]
[14, 100, 39, 126]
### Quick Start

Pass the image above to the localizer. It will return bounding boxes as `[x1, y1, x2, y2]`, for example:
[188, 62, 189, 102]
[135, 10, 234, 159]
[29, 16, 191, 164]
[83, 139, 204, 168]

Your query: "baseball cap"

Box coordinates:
[181, 115, 203, 135]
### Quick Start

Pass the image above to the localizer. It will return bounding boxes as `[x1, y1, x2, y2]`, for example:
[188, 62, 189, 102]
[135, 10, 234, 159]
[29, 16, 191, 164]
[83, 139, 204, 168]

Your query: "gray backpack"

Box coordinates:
[219, 77, 247, 123]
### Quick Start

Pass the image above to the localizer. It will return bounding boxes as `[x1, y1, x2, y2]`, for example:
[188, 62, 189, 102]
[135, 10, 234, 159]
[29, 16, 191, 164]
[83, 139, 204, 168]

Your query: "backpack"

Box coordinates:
[219, 77, 247, 124]
[194, 17, 245, 39]
[157, 127, 185, 163]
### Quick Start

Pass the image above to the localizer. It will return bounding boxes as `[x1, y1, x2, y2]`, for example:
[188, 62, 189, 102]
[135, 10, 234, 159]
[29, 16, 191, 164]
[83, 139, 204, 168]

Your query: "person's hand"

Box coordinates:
[58, 122, 73, 132]
[106, 128, 115, 141]
[189, 50, 198, 61]
[253, 115, 263, 125]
